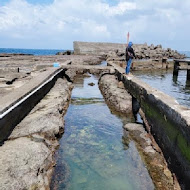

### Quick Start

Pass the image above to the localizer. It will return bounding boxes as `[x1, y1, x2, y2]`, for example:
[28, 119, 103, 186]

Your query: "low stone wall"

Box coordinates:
[107, 59, 174, 71]
[109, 62, 190, 188]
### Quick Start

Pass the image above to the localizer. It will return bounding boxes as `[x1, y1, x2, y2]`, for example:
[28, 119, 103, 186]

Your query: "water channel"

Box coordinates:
[51, 74, 154, 190]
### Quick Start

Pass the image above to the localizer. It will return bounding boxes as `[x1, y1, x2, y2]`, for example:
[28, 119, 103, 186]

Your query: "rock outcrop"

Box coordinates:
[56, 50, 73, 55]
[98, 74, 132, 114]
[123, 123, 181, 190]
[0, 78, 73, 190]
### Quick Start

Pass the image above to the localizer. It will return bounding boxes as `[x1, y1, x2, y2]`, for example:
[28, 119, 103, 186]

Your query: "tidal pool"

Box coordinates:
[51, 74, 154, 190]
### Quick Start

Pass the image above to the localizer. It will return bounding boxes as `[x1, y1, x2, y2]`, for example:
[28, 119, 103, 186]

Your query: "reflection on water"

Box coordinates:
[134, 70, 190, 108]
[51, 74, 154, 190]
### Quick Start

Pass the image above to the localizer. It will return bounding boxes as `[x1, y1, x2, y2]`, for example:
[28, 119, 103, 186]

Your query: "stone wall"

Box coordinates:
[74, 41, 126, 55]
[73, 41, 185, 59]
[109, 62, 190, 189]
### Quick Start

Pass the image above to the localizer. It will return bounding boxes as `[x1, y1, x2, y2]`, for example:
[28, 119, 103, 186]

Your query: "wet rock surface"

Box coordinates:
[0, 78, 73, 190]
[123, 123, 181, 190]
[98, 74, 132, 114]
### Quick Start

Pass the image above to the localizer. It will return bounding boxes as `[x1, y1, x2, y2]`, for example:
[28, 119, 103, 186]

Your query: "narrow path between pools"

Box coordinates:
[51, 74, 154, 190]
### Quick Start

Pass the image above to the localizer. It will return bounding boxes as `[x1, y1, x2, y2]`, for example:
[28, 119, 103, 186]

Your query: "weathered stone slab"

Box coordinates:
[0, 67, 62, 114]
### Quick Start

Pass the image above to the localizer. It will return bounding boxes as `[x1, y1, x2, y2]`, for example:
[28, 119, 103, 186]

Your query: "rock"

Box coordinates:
[0, 78, 73, 189]
[150, 44, 154, 50]
[118, 81, 124, 89]
[56, 50, 73, 55]
[9, 78, 73, 140]
[88, 82, 95, 86]
[123, 123, 181, 190]
[98, 74, 132, 114]
[0, 137, 53, 190]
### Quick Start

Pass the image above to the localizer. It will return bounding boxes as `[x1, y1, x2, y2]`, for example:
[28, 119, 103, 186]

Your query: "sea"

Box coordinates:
[0, 48, 66, 56]
[0, 48, 189, 57]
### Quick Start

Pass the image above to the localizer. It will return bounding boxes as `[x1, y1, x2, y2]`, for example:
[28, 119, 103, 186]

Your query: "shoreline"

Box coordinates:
[0, 45, 188, 189]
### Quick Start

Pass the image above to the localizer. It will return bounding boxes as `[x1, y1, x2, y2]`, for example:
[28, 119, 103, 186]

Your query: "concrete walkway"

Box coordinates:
[0, 67, 64, 143]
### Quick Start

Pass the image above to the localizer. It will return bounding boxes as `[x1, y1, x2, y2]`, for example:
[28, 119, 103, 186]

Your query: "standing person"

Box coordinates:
[126, 41, 136, 74]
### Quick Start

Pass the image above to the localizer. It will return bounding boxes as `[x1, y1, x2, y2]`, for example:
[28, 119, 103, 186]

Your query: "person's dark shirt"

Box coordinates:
[126, 46, 136, 60]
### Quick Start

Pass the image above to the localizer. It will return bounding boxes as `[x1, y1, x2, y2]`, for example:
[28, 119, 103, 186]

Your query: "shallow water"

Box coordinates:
[51, 74, 154, 190]
[133, 69, 190, 108]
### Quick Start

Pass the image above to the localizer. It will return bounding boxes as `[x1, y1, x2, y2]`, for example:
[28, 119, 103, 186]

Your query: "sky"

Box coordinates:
[0, 0, 189, 50]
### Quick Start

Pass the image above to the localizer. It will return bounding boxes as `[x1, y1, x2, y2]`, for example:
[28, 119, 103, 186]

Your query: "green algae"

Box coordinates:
[141, 100, 190, 164]
[51, 74, 154, 190]
[71, 97, 104, 105]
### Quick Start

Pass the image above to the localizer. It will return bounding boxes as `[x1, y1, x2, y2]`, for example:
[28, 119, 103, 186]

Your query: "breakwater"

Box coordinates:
[109, 62, 190, 188]
[74, 41, 185, 59]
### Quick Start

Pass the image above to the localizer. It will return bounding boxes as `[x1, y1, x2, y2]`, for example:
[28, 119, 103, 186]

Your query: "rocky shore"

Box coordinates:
[123, 123, 180, 190]
[0, 42, 185, 189]
[0, 78, 73, 189]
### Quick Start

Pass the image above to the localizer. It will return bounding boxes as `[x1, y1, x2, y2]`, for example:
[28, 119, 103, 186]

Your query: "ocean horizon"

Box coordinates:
[0, 47, 190, 57]
[0, 48, 67, 56]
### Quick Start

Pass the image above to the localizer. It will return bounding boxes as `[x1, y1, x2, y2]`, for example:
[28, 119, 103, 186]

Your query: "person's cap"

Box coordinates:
[128, 41, 133, 47]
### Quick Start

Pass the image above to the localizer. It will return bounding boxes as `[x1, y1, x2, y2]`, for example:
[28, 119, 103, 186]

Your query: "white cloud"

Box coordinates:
[105, 2, 137, 16]
[0, 0, 189, 50]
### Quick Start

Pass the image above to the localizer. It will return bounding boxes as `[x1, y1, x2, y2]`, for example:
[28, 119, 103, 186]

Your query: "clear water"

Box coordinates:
[133, 69, 190, 108]
[51, 74, 154, 190]
[0, 48, 66, 56]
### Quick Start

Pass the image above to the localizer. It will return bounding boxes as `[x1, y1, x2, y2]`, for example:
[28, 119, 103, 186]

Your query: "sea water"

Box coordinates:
[0, 48, 65, 55]
[134, 69, 190, 108]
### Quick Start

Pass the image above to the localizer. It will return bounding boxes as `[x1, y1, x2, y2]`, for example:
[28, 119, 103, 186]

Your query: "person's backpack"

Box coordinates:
[126, 47, 134, 61]
[126, 48, 129, 61]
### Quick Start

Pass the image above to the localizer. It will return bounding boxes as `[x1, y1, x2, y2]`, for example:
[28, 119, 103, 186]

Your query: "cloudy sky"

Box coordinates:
[0, 0, 189, 50]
